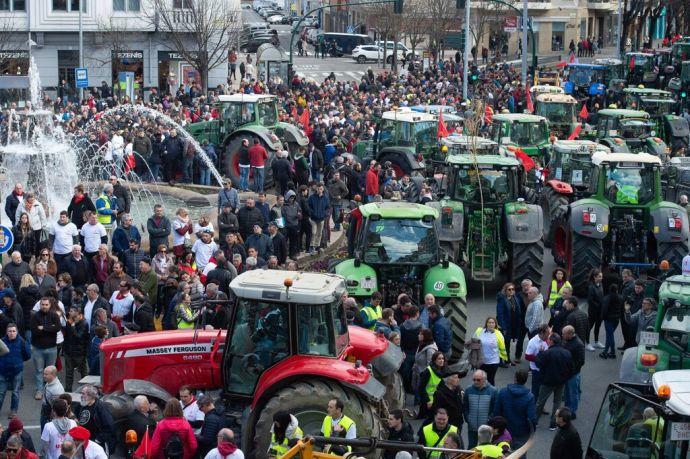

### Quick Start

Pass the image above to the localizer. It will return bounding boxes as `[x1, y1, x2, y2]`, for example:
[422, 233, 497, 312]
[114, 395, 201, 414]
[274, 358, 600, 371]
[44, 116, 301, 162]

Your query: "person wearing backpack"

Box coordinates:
[150, 398, 197, 459]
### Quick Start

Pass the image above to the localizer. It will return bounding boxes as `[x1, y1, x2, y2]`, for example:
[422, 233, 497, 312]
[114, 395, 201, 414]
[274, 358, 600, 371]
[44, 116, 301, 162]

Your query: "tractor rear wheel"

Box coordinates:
[510, 240, 545, 290]
[252, 380, 382, 458]
[222, 136, 244, 185]
[439, 297, 467, 362]
[657, 241, 686, 274]
[539, 188, 569, 248]
[570, 232, 603, 296]
[379, 371, 405, 411]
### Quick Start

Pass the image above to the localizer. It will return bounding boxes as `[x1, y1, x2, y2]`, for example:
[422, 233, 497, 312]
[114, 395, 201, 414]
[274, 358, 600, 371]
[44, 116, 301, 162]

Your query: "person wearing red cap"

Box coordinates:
[66, 425, 106, 459]
[0, 417, 35, 453]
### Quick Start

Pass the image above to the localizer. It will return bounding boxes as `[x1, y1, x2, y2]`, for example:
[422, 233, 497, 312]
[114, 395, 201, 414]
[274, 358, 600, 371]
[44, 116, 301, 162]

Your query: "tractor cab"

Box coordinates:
[672, 40, 690, 62]
[546, 140, 610, 196]
[445, 155, 520, 206]
[587, 370, 690, 459]
[626, 52, 658, 86]
[591, 152, 662, 206]
[594, 109, 669, 159]
[491, 113, 550, 159]
[534, 93, 578, 138]
[592, 58, 625, 83]
[622, 87, 677, 116]
[437, 135, 500, 164]
[564, 63, 608, 98]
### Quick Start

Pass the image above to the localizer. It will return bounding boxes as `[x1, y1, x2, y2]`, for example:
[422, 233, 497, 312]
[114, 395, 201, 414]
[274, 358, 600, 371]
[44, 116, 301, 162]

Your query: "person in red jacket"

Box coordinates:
[366, 163, 381, 202]
[248, 138, 269, 193]
[150, 398, 197, 459]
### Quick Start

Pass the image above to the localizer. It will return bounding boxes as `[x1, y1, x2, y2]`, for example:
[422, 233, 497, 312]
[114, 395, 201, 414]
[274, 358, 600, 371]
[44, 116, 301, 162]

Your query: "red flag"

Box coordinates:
[134, 427, 151, 459]
[299, 107, 312, 135]
[512, 147, 536, 172]
[484, 105, 494, 124]
[291, 106, 298, 120]
[579, 104, 589, 120]
[556, 60, 567, 69]
[437, 110, 449, 138]
[525, 86, 534, 113]
[629, 56, 635, 71]
[568, 124, 583, 140]
[569, 53, 576, 64]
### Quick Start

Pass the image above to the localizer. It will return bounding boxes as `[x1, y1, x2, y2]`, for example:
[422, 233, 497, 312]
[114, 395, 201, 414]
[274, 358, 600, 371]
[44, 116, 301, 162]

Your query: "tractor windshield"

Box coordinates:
[511, 121, 549, 146]
[296, 301, 347, 357]
[363, 218, 438, 265]
[604, 164, 656, 205]
[257, 100, 278, 126]
[225, 299, 289, 395]
[587, 385, 668, 459]
[536, 103, 576, 123]
[414, 121, 438, 146]
[637, 99, 675, 116]
[223, 102, 255, 127]
[661, 307, 690, 352]
[619, 120, 655, 139]
[554, 152, 592, 186]
[454, 167, 513, 203]
[569, 67, 604, 86]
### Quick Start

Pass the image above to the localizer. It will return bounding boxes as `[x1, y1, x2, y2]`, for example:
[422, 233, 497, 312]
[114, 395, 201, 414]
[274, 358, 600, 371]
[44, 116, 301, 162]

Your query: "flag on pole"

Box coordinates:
[299, 107, 312, 136]
[134, 426, 151, 459]
[513, 147, 536, 172]
[525, 86, 534, 113]
[629, 56, 636, 71]
[556, 60, 567, 69]
[579, 104, 589, 120]
[484, 105, 494, 124]
[568, 124, 583, 140]
[437, 110, 449, 138]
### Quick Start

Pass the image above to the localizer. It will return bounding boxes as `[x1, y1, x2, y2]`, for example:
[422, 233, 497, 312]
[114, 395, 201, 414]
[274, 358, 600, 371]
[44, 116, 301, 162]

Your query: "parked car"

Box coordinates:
[241, 34, 279, 53]
[375, 40, 415, 61]
[352, 45, 384, 63]
[242, 3, 252, 9]
[267, 14, 286, 24]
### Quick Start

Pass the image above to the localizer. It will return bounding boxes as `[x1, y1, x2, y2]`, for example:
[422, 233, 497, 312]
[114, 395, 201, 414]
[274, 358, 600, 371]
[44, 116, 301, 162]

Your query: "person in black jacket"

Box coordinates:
[297, 185, 312, 253]
[75, 384, 116, 452]
[384, 410, 414, 459]
[271, 151, 293, 197]
[0, 292, 24, 338]
[601, 283, 623, 359]
[268, 222, 288, 265]
[237, 198, 265, 242]
[30, 298, 61, 397]
[67, 184, 96, 230]
[217, 204, 239, 241]
[132, 295, 155, 332]
[163, 129, 185, 182]
[62, 306, 89, 392]
[586, 268, 604, 352]
[562, 325, 585, 419]
[64, 245, 91, 290]
[205, 254, 236, 298]
[196, 395, 226, 456]
[430, 370, 464, 430]
[4, 183, 23, 226]
[146, 205, 171, 257]
[125, 395, 157, 449]
[535, 333, 574, 430]
[0, 417, 35, 452]
[550, 407, 582, 459]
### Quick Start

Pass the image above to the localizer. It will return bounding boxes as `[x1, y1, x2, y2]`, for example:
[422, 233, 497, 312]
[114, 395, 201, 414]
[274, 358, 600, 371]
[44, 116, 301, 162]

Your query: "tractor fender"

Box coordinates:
[646, 138, 669, 158]
[348, 326, 403, 376]
[570, 199, 610, 240]
[122, 379, 174, 402]
[427, 200, 464, 242]
[334, 259, 378, 297]
[504, 202, 543, 244]
[423, 262, 467, 298]
[545, 179, 573, 195]
[226, 126, 283, 152]
[378, 147, 424, 171]
[276, 122, 310, 146]
[251, 357, 385, 410]
[650, 202, 690, 243]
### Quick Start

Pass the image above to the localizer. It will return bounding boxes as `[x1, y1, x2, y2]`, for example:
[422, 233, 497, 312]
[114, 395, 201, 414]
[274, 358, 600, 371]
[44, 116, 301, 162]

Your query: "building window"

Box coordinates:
[551, 22, 565, 51]
[57, 50, 79, 92]
[173, 0, 193, 8]
[113, 0, 140, 11]
[0, 0, 26, 11]
[53, 0, 85, 12]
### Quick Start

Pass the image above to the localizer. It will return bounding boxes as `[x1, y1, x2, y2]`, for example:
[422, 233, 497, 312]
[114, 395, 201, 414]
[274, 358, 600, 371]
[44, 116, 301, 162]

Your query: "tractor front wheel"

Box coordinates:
[252, 380, 382, 458]
[570, 232, 603, 296]
[439, 297, 468, 363]
[510, 240, 545, 290]
[379, 371, 405, 411]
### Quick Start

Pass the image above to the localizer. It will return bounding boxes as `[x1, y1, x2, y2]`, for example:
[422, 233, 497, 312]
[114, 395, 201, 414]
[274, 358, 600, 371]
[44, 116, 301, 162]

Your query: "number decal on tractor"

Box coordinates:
[434, 281, 444, 291]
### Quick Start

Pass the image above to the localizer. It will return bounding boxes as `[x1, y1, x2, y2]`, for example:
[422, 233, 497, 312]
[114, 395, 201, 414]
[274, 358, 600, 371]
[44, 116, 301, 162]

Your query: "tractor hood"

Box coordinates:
[347, 327, 403, 376]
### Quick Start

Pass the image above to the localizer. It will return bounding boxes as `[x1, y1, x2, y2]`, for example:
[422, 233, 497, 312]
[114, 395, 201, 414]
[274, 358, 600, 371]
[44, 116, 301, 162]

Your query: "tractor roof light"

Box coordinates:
[442, 145, 449, 153]
[125, 430, 138, 446]
[660, 260, 670, 271]
[284, 277, 293, 288]
[657, 384, 671, 400]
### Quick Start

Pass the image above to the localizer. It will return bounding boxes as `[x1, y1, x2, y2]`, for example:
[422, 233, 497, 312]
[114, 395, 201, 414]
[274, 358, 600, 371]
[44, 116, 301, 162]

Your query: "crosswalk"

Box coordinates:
[294, 69, 366, 82]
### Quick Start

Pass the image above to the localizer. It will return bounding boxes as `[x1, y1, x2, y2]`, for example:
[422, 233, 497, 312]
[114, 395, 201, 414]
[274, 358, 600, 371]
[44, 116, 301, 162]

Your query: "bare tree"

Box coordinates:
[91, 17, 133, 96]
[145, 0, 241, 90]
[470, 1, 514, 56]
[401, 3, 427, 58]
[426, 0, 459, 62]
[0, 17, 18, 52]
[366, 2, 401, 69]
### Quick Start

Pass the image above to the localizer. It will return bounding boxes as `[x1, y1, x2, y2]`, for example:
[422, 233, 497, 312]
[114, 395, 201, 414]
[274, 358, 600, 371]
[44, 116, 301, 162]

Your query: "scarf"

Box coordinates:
[116, 291, 127, 300]
[217, 441, 238, 456]
[73, 194, 85, 204]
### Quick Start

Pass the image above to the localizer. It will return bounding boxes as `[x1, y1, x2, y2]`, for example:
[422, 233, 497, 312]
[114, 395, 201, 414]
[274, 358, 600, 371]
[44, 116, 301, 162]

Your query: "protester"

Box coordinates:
[462, 369, 497, 448]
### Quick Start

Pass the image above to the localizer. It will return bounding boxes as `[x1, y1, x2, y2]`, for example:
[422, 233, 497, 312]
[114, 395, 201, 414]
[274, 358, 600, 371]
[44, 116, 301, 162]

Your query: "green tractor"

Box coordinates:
[540, 140, 611, 253]
[427, 152, 545, 289]
[619, 272, 690, 384]
[664, 157, 690, 203]
[334, 202, 468, 360]
[626, 52, 660, 87]
[589, 108, 670, 160]
[551, 151, 689, 295]
[534, 93, 578, 139]
[491, 113, 551, 160]
[185, 94, 309, 185]
[351, 107, 438, 178]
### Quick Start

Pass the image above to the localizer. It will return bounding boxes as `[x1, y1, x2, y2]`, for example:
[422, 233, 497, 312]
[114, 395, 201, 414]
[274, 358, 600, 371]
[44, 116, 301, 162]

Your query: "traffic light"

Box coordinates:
[394, 0, 403, 14]
[682, 91, 688, 98]
[456, 0, 465, 8]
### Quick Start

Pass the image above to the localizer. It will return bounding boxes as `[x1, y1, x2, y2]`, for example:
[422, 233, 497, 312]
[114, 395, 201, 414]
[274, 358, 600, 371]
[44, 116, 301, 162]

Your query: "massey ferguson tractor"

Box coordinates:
[96, 270, 403, 457]
[550, 152, 689, 295]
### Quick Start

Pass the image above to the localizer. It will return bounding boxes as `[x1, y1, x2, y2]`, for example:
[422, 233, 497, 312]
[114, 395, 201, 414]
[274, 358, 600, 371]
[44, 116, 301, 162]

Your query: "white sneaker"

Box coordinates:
[595, 342, 605, 349]
[586, 344, 596, 352]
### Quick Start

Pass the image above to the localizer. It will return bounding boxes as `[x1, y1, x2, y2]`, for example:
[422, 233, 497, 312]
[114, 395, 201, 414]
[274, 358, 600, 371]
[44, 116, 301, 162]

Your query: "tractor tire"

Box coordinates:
[379, 371, 405, 411]
[657, 241, 686, 275]
[252, 380, 382, 458]
[550, 204, 570, 266]
[510, 240, 544, 290]
[327, 258, 343, 273]
[539, 188, 569, 248]
[222, 136, 244, 185]
[570, 232, 603, 297]
[523, 187, 538, 205]
[407, 176, 425, 203]
[439, 297, 468, 363]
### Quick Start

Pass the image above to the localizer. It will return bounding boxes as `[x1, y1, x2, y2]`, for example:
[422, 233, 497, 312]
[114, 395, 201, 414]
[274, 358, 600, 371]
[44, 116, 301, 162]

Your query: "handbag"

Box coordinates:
[465, 337, 485, 369]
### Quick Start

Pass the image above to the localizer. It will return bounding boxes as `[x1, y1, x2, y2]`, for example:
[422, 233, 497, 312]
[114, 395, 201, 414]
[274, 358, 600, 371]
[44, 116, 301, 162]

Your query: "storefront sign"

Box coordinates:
[158, 51, 198, 61]
[112, 51, 144, 60]
[75, 67, 88, 88]
[0, 50, 29, 60]
[504, 16, 517, 33]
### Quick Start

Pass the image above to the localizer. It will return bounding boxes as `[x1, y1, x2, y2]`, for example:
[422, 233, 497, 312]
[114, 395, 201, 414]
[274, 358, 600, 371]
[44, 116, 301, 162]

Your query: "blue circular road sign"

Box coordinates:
[0, 225, 13, 254]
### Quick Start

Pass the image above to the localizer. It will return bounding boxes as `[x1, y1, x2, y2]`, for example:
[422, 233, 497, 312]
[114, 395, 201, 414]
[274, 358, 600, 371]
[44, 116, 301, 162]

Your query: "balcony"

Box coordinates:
[587, 0, 615, 10]
[526, 0, 552, 10]
[474, 0, 551, 11]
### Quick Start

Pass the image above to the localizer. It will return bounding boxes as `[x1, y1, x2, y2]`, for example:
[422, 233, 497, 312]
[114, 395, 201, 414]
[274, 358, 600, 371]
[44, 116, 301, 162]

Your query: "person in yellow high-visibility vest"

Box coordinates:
[473, 425, 504, 458]
[546, 268, 572, 310]
[417, 408, 458, 459]
[358, 291, 383, 330]
[417, 351, 446, 420]
[268, 411, 303, 458]
[321, 398, 356, 455]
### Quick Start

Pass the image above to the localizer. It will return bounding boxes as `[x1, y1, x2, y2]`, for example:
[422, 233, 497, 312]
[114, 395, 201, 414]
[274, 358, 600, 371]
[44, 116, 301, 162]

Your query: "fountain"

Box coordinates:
[0, 57, 219, 230]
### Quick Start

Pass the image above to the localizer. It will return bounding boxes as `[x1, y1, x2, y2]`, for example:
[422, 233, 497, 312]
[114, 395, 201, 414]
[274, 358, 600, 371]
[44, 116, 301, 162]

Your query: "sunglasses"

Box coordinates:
[6, 449, 18, 453]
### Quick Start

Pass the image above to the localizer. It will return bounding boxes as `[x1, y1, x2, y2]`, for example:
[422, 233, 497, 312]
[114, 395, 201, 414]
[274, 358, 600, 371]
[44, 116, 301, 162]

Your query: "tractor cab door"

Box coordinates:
[586, 384, 670, 459]
[222, 299, 290, 396]
[221, 102, 256, 134]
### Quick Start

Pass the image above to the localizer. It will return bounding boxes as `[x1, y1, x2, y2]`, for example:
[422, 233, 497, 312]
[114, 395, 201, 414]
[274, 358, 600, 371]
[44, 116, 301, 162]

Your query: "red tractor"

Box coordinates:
[97, 270, 403, 457]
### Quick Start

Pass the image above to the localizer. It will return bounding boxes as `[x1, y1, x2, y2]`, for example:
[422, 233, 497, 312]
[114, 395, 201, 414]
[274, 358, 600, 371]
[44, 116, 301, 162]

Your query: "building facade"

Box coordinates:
[0, 0, 241, 94]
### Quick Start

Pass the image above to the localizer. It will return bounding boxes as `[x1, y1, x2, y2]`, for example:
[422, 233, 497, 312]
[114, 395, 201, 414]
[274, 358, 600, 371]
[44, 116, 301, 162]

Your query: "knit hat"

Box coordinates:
[8, 417, 23, 433]
[68, 426, 91, 441]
